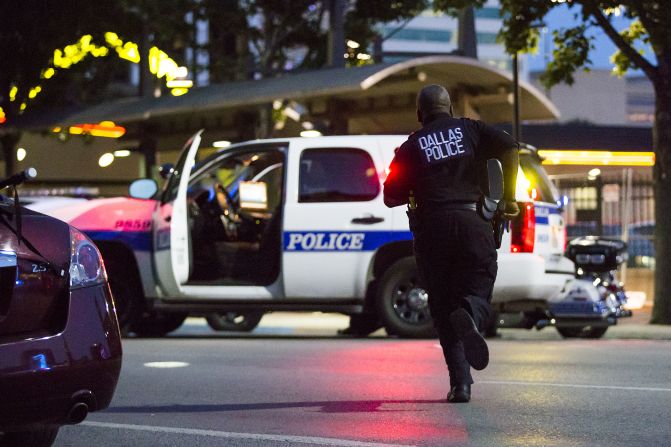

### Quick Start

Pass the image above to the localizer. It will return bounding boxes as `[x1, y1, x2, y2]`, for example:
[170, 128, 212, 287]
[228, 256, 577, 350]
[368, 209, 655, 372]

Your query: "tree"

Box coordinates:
[433, 0, 671, 324]
[200, 0, 428, 80]
[199, 1, 427, 137]
[0, 1, 201, 176]
[0, 1, 127, 174]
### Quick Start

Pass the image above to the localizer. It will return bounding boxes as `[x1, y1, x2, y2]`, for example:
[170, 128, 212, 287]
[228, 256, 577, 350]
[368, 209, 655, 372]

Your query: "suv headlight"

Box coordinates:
[69, 227, 107, 289]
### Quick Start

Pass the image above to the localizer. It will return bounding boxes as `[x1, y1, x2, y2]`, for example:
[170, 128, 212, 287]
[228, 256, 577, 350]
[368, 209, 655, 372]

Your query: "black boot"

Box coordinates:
[449, 308, 489, 370]
[447, 384, 471, 403]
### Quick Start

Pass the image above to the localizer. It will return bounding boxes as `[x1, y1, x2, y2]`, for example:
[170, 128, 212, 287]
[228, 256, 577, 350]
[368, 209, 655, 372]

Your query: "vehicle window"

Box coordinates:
[190, 150, 285, 209]
[299, 148, 380, 203]
[519, 154, 559, 203]
[162, 136, 197, 203]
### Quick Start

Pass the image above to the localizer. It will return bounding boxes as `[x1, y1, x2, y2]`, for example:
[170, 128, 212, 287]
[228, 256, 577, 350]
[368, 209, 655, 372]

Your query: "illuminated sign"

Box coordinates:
[538, 150, 655, 167]
[54, 121, 126, 139]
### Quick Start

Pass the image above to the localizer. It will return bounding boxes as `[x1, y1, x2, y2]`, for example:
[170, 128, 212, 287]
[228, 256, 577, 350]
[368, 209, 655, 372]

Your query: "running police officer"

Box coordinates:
[383, 84, 519, 403]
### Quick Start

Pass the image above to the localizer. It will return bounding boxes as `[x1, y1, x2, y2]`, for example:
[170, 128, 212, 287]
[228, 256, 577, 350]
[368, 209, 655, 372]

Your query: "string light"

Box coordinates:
[3, 33, 192, 124]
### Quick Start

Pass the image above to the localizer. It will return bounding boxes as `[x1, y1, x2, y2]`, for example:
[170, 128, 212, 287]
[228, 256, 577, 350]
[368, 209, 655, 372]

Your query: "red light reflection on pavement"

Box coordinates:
[318, 405, 469, 445]
[292, 341, 470, 445]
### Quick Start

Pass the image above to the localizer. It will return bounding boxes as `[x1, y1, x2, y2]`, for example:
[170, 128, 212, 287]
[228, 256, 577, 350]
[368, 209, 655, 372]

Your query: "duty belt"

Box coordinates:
[438, 202, 477, 211]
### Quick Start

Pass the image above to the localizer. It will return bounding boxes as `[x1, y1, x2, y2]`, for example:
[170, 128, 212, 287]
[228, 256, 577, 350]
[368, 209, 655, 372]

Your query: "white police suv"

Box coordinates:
[35, 130, 573, 337]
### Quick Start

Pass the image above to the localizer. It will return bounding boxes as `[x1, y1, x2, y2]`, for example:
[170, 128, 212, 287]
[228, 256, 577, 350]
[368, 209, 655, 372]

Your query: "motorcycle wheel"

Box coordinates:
[206, 311, 264, 332]
[556, 326, 608, 339]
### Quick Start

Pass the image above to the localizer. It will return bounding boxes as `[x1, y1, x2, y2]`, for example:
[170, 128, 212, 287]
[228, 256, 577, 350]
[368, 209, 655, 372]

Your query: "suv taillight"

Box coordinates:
[511, 202, 535, 253]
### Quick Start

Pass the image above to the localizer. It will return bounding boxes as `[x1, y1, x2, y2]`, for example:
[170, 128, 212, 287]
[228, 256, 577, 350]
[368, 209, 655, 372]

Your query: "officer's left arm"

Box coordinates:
[383, 146, 413, 208]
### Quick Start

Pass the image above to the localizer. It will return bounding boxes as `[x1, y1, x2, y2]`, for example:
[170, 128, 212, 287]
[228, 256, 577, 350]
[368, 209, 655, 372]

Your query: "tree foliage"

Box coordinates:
[0, 1, 122, 123]
[0, 0, 199, 124]
[203, 0, 429, 78]
[495, 1, 666, 87]
[434, 0, 671, 323]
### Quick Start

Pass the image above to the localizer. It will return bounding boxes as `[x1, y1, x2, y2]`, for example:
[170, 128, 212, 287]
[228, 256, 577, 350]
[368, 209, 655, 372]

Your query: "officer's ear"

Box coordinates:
[449, 104, 454, 116]
[417, 109, 422, 123]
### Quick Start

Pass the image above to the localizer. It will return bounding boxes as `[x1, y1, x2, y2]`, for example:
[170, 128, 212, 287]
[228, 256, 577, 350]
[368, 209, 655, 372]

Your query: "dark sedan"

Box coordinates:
[0, 170, 122, 446]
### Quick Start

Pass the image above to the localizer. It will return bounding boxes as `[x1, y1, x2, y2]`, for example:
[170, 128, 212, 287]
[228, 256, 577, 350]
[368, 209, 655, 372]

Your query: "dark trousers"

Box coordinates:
[413, 208, 497, 386]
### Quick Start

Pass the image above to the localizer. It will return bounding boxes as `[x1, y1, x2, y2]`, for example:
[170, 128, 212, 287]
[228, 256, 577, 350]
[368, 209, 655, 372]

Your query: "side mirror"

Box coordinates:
[129, 179, 158, 199]
[487, 159, 504, 201]
[158, 163, 175, 180]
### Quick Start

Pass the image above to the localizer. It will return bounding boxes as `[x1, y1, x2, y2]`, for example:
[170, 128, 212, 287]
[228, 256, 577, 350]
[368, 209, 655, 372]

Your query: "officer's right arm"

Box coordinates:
[383, 146, 413, 208]
[475, 122, 518, 203]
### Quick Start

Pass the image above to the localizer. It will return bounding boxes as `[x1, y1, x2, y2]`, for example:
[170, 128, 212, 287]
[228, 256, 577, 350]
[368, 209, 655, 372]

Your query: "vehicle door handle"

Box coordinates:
[351, 216, 384, 225]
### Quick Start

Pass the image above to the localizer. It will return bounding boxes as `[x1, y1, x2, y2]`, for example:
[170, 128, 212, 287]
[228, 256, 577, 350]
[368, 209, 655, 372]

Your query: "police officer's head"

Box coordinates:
[416, 84, 453, 124]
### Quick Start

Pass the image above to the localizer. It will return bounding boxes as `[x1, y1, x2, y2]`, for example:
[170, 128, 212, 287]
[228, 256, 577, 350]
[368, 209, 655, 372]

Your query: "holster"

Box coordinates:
[406, 208, 420, 233]
[492, 201, 508, 249]
[477, 195, 498, 221]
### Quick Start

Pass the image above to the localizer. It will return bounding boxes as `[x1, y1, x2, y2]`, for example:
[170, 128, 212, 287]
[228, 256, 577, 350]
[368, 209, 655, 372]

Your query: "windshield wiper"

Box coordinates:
[0, 168, 57, 271]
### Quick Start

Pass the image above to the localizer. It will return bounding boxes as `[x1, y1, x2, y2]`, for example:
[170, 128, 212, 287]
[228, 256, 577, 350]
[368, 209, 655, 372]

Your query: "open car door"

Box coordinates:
[153, 130, 203, 297]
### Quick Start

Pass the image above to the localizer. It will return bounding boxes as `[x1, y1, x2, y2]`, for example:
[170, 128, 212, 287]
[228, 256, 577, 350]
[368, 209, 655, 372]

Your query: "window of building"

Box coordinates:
[299, 149, 380, 202]
[475, 7, 501, 19]
[477, 32, 499, 44]
[384, 27, 453, 43]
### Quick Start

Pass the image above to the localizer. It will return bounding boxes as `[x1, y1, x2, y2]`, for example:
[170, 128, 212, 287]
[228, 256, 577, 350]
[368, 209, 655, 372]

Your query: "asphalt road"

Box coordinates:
[56, 315, 671, 447]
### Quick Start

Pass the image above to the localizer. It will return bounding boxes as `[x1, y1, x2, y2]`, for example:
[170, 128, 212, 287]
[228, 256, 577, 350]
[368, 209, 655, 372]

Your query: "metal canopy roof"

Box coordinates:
[17, 55, 559, 138]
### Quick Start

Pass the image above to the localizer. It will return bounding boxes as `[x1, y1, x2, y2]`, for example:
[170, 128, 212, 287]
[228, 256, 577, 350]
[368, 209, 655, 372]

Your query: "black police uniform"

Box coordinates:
[383, 112, 516, 388]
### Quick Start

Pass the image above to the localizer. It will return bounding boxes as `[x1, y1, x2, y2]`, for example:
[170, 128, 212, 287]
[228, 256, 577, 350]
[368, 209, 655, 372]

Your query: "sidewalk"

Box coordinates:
[183, 307, 671, 341]
[499, 304, 671, 341]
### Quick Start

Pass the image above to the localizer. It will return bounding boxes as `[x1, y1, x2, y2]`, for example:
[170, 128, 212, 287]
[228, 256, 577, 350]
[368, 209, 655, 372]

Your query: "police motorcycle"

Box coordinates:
[482, 161, 631, 339]
[543, 236, 632, 338]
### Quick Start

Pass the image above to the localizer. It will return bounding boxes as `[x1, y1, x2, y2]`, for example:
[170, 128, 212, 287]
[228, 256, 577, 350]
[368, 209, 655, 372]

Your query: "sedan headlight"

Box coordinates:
[69, 227, 107, 289]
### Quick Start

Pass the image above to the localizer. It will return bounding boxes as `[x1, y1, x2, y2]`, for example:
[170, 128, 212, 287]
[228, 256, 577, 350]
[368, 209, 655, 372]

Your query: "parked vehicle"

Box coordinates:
[30, 132, 574, 338]
[546, 236, 632, 338]
[0, 169, 122, 447]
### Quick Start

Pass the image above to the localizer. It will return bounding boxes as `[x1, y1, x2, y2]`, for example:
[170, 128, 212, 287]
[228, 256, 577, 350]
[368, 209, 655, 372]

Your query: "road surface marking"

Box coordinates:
[481, 380, 671, 393]
[143, 361, 190, 368]
[81, 421, 416, 447]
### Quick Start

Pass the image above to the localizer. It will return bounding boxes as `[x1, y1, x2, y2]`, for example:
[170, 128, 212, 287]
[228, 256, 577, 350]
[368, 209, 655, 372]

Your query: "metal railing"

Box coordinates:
[552, 168, 654, 270]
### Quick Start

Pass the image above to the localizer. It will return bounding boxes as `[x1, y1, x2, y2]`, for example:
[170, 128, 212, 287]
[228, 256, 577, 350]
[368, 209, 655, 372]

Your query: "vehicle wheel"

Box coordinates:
[205, 311, 264, 332]
[105, 258, 143, 335]
[0, 426, 59, 447]
[556, 326, 608, 339]
[376, 257, 436, 338]
[130, 312, 188, 337]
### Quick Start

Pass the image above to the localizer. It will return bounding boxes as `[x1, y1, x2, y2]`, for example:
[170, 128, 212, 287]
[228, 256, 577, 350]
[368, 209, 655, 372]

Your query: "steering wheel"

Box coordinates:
[214, 182, 240, 240]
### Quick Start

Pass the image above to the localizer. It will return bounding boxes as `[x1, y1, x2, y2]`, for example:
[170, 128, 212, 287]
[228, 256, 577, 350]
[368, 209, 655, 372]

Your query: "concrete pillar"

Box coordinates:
[138, 126, 157, 179]
[458, 6, 478, 59]
[327, 0, 346, 68]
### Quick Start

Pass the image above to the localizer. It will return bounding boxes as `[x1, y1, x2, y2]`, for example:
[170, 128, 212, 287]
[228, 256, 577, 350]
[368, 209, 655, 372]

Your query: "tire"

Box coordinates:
[556, 326, 608, 339]
[105, 258, 143, 335]
[206, 311, 264, 332]
[376, 257, 436, 338]
[0, 427, 59, 447]
[130, 312, 188, 337]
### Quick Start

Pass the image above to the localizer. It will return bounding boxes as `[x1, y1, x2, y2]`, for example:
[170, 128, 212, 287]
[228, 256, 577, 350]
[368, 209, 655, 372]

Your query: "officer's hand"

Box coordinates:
[502, 200, 519, 219]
